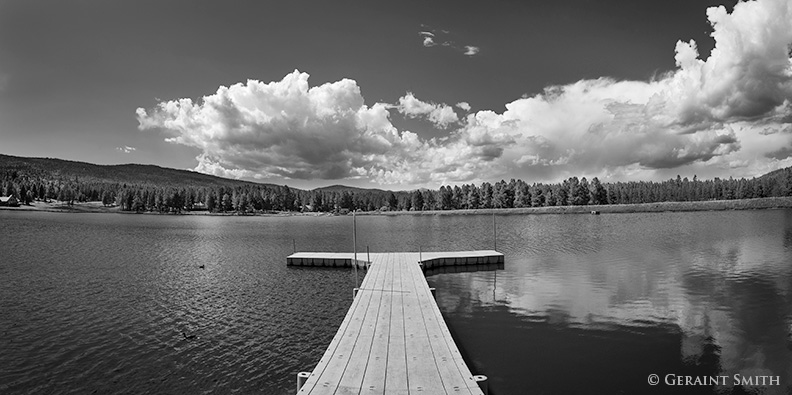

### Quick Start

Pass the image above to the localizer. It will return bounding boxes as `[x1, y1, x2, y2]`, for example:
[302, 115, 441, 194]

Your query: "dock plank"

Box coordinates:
[305, 254, 388, 395]
[336, 253, 390, 393]
[359, 253, 394, 394]
[383, 253, 409, 395]
[408, 262, 476, 394]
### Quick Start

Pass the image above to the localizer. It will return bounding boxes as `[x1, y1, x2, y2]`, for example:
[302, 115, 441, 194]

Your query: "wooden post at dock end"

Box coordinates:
[353, 287, 360, 298]
[474, 375, 489, 395]
[429, 287, 436, 300]
[296, 371, 310, 393]
[366, 246, 370, 270]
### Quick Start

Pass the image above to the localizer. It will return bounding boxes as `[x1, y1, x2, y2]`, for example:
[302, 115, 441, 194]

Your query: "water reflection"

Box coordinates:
[429, 210, 792, 395]
[423, 262, 504, 277]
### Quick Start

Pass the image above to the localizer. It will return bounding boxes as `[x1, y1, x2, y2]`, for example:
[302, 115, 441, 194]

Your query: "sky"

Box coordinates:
[1, 0, 791, 190]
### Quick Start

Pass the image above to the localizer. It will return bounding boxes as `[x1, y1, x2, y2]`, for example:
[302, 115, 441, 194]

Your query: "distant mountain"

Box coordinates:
[313, 184, 389, 193]
[757, 165, 792, 182]
[0, 154, 276, 190]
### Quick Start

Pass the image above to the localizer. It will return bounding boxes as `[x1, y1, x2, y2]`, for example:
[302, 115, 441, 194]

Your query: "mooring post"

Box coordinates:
[366, 245, 370, 271]
[429, 287, 436, 300]
[296, 371, 310, 393]
[474, 375, 489, 395]
[418, 245, 422, 266]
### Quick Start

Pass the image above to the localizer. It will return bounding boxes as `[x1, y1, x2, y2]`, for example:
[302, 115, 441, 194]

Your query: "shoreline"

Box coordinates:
[363, 196, 792, 216]
[2, 196, 792, 216]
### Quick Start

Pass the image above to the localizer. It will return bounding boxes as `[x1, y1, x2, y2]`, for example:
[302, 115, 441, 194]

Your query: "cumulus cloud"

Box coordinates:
[765, 145, 792, 160]
[139, 0, 792, 186]
[137, 70, 458, 182]
[440, 0, 792, 182]
[463, 46, 479, 56]
[116, 146, 136, 154]
[397, 92, 459, 128]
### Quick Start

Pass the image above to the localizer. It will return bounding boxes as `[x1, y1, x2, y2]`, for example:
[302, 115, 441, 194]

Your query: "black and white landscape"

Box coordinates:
[2, 0, 792, 394]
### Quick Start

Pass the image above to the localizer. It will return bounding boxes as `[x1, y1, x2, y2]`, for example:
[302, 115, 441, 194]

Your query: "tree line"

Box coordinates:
[2, 167, 792, 214]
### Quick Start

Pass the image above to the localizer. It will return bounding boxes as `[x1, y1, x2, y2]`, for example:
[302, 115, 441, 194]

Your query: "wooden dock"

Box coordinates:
[287, 250, 503, 395]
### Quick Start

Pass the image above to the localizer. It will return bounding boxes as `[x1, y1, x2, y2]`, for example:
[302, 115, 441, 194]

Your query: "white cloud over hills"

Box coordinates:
[138, 0, 792, 187]
[397, 92, 459, 128]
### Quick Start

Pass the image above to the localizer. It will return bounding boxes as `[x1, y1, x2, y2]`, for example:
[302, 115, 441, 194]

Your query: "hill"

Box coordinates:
[313, 184, 388, 193]
[0, 154, 274, 190]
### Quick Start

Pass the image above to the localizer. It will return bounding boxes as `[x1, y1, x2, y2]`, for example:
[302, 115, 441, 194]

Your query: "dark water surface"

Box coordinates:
[1, 210, 791, 394]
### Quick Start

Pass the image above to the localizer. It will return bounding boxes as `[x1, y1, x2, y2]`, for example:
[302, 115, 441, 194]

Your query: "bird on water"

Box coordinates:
[182, 332, 197, 340]
[198, 264, 205, 269]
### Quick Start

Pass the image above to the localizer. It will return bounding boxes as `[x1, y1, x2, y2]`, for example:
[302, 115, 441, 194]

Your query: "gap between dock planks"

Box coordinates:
[292, 251, 500, 395]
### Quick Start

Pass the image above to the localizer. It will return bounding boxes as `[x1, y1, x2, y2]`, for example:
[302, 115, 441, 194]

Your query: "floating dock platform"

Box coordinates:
[287, 250, 503, 395]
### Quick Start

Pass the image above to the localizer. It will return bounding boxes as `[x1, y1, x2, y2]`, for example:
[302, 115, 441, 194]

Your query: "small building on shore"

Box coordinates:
[0, 195, 19, 207]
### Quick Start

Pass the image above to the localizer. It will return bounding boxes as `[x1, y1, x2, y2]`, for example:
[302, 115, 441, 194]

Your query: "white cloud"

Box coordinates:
[440, 0, 792, 182]
[115, 146, 136, 154]
[397, 92, 459, 128]
[138, 71, 434, 181]
[139, 0, 792, 186]
[419, 31, 436, 47]
[463, 46, 479, 56]
[419, 28, 480, 56]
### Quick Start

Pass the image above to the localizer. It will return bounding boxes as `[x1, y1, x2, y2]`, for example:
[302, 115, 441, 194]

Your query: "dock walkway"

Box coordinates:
[287, 251, 503, 395]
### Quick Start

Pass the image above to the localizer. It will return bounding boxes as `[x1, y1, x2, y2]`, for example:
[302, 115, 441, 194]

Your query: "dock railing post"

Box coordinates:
[353, 211, 358, 287]
[492, 212, 497, 251]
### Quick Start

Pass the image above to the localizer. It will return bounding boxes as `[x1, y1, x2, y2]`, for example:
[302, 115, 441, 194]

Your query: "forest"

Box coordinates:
[2, 157, 792, 214]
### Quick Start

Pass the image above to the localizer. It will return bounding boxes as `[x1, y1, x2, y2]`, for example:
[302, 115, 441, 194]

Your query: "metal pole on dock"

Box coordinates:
[366, 245, 370, 270]
[353, 211, 358, 287]
[492, 212, 497, 251]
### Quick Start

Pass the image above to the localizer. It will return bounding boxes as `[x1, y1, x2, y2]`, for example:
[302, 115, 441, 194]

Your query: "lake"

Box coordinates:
[1, 209, 791, 394]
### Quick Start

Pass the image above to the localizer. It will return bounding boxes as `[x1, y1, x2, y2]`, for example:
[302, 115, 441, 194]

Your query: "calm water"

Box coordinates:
[1, 210, 791, 394]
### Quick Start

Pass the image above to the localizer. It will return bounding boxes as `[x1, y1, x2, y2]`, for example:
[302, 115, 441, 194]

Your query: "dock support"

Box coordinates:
[296, 371, 310, 393]
[474, 375, 489, 395]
